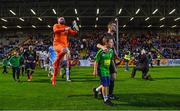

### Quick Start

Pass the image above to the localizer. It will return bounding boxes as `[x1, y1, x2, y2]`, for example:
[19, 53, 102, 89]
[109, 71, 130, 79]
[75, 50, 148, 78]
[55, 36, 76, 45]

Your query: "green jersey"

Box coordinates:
[95, 48, 114, 77]
[9, 55, 22, 67]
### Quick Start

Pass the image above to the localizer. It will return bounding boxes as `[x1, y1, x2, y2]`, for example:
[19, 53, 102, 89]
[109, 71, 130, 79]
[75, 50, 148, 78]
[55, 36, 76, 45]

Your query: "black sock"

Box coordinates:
[109, 80, 114, 96]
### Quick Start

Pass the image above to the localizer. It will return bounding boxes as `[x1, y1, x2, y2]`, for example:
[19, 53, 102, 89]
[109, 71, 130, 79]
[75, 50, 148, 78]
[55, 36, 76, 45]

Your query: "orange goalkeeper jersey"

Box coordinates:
[53, 24, 77, 48]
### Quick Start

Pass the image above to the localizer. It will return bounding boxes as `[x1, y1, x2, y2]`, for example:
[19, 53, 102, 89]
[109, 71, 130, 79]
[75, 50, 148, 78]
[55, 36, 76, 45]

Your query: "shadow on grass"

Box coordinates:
[33, 74, 48, 77]
[68, 93, 180, 108]
[130, 78, 155, 81]
[68, 94, 92, 98]
[115, 93, 180, 108]
[154, 77, 180, 80]
[71, 79, 99, 82]
[129, 77, 180, 81]
[22, 79, 65, 83]
[132, 77, 180, 81]
[22, 79, 49, 83]
[71, 77, 124, 82]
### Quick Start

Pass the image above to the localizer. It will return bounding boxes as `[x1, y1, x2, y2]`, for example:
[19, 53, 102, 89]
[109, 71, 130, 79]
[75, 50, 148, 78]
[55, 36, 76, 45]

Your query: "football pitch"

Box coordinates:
[0, 66, 180, 110]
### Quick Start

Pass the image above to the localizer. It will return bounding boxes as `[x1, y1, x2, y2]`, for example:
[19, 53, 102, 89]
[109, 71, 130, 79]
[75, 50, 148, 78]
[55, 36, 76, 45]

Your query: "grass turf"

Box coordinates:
[0, 66, 180, 110]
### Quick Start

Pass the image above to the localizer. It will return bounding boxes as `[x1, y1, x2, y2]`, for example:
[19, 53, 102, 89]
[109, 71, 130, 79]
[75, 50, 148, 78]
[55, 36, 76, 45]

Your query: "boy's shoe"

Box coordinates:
[143, 75, 152, 80]
[93, 88, 98, 98]
[16, 79, 20, 82]
[51, 77, 56, 86]
[147, 75, 152, 80]
[104, 99, 114, 106]
[66, 79, 71, 82]
[109, 95, 120, 100]
[145, 75, 153, 80]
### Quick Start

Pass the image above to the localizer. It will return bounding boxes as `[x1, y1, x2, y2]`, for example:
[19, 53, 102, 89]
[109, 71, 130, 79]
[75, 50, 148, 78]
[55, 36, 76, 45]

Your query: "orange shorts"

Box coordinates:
[53, 44, 70, 55]
[53, 44, 65, 53]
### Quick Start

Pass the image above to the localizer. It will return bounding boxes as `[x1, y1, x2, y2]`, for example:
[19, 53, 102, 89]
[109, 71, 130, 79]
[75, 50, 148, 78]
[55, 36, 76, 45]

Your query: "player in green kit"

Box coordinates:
[93, 37, 114, 106]
[2, 55, 9, 74]
[9, 51, 23, 82]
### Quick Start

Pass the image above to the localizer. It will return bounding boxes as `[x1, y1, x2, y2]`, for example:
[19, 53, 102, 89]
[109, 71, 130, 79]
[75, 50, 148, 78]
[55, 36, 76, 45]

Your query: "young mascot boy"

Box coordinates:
[93, 36, 114, 106]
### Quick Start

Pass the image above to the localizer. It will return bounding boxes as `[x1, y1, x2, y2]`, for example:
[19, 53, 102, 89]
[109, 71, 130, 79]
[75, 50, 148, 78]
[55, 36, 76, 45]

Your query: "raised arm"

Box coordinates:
[68, 29, 78, 36]
[113, 47, 121, 61]
[97, 43, 108, 52]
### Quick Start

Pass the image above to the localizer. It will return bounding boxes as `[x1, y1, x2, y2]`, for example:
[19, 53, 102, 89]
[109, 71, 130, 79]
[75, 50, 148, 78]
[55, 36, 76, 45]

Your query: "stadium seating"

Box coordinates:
[1, 31, 179, 60]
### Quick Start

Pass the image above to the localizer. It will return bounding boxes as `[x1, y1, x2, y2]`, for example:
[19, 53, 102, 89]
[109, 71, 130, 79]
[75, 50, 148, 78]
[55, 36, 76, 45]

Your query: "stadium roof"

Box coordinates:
[0, 0, 180, 30]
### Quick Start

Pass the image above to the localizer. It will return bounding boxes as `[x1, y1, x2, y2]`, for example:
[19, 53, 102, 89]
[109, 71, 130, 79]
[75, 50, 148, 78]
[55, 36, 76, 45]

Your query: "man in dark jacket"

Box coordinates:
[24, 46, 36, 81]
[131, 49, 152, 80]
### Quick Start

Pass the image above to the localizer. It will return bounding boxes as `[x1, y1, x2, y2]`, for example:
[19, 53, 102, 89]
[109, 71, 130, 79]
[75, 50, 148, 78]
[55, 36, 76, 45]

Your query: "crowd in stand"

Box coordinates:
[159, 36, 179, 59]
[0, 37, 21, 59]
[68, 31, 180, 59]
[0, 31, 179, 60]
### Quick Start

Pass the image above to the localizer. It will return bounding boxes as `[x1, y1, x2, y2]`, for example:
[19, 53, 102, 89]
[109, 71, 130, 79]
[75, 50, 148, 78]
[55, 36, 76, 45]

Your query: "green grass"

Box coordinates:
[0, 66, 180, 110]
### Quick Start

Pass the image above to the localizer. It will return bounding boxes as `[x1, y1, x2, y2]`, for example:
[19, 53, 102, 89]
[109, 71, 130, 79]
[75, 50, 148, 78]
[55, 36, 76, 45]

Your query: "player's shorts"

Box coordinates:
[53, 44, 70, 54]
[54, 44, 64, 53]
[100, 76, 110, 87]
[25, 62, 36, 70]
